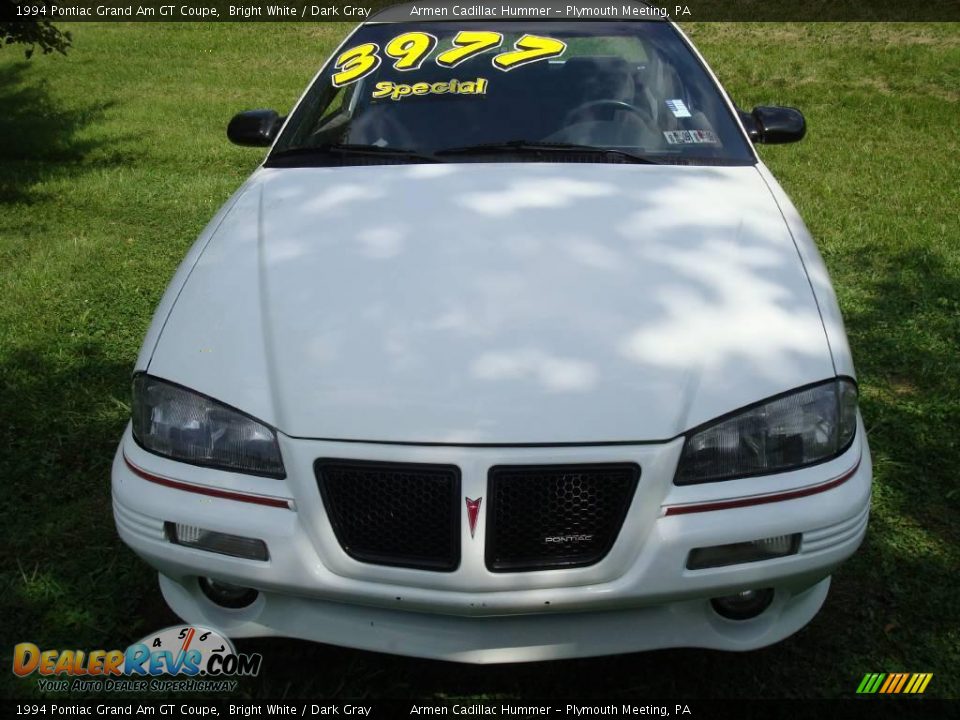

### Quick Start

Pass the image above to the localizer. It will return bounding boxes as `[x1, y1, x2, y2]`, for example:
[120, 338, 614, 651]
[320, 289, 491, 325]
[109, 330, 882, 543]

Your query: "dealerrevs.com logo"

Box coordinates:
[13, 625, 261, 693]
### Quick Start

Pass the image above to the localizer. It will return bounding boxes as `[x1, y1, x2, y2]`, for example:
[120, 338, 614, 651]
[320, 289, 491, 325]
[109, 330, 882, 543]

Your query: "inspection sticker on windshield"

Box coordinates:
[664, 129, 719, 145]
[665, 99, 692, 118]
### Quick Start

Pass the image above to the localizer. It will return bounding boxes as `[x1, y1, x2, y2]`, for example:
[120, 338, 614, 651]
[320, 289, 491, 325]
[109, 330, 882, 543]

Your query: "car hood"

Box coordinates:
[148, 162, 835, 443]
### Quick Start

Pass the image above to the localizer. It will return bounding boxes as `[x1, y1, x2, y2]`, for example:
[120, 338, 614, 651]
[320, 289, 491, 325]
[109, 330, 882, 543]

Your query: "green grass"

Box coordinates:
[1, 22, 958, 700]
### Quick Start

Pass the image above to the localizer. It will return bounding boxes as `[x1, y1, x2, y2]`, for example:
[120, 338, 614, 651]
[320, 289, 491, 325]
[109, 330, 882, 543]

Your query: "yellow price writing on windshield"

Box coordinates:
[384, 31, 439, 71]
[330, 32, 566, 87]
[436, 31, 504, 68]
[332, 43, 381, 87]
[493, 34, 567, 70]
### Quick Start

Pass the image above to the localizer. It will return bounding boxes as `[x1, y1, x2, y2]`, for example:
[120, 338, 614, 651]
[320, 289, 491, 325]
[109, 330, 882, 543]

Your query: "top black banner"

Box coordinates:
[2, 0, 960, 22]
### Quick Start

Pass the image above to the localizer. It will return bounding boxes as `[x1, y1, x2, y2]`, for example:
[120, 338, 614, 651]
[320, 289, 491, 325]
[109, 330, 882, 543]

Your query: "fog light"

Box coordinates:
[711, 588, 774, 620]
[687, 534, 800, 570]
[166, 522, 269, 561]
[198, 577, 259, 609]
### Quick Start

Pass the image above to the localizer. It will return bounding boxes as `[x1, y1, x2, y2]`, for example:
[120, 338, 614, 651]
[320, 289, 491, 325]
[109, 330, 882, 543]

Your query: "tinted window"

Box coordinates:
[272, 21, 754, 166]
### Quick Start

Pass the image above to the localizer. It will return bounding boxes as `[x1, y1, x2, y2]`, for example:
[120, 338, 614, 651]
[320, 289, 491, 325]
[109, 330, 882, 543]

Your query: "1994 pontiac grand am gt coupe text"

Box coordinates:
[112, 1, 872, 663]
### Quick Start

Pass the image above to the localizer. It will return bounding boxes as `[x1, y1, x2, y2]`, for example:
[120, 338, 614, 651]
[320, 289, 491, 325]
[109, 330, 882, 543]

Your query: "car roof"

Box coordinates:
[368, 1, 670, 23]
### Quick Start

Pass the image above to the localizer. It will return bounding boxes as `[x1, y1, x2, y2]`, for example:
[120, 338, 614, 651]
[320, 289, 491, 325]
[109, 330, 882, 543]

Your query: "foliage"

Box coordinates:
[1, 2, 72, 59]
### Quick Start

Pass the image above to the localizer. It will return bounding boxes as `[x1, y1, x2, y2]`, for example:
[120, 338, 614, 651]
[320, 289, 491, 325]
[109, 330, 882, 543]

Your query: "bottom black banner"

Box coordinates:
[1, 699, 955, 719]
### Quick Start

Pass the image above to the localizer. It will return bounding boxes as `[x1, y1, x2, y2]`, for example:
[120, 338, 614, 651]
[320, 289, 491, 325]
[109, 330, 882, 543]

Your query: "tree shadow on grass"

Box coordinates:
[842, 244, 960, 536]
[0, 343, 178, 699]
[0, 62, 122, 205]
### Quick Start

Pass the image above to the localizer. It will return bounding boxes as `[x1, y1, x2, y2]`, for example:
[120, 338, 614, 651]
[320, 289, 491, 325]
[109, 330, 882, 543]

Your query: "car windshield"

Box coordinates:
[269, 21, 755, 166]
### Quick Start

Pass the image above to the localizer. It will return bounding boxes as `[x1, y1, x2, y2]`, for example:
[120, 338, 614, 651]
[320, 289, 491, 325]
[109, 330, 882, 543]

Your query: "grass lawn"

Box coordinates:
[1, 21, 958, 700]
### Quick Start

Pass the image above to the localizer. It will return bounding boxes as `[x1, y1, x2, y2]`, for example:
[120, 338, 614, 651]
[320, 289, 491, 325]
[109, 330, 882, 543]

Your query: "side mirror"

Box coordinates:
[738, 109, 761, 143]
[749, 106, 806, 144]
[227, 109, 284, 147]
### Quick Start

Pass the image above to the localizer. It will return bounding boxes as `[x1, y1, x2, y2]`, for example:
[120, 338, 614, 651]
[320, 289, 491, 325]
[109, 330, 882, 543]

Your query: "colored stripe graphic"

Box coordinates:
[888, 673, 907, 693]
[879, 674, 896, 693]
[856, 673, 885, 694]
[857, 673, 932, 694]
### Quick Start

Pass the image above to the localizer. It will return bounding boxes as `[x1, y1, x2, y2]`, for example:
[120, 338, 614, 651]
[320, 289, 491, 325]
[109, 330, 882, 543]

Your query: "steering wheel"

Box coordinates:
[563, 99, 654, 126]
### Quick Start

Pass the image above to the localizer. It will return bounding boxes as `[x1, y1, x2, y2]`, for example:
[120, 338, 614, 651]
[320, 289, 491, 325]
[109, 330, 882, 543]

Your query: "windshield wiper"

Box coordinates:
[435, 140, 661, 164]
[269, 143, 438, 164]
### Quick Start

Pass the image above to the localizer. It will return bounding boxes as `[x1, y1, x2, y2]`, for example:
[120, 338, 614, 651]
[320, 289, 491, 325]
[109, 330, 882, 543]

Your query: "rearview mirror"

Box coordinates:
[227, 109, 284, 147]
[749, 106, 806, 144]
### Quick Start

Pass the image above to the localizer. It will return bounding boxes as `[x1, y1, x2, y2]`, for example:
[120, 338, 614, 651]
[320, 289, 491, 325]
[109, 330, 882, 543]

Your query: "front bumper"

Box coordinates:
[112, 418, 871, 662]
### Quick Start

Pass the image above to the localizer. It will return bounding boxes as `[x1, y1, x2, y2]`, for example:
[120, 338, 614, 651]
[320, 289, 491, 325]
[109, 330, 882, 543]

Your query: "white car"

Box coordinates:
[113, 2, 871, 663]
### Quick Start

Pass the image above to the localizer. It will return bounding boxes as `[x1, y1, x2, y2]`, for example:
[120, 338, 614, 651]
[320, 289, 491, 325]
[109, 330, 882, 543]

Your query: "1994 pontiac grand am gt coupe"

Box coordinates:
[112, 1, 871, 663]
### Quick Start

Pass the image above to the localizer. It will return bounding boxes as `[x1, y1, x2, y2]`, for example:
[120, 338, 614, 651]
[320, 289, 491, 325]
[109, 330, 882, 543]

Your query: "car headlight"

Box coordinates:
[131, 374, 285, 478]
[674, 378, 858, 485]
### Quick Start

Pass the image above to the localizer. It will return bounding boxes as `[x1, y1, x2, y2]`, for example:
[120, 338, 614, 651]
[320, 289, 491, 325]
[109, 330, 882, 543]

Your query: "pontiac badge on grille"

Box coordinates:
[465, 497, 482, 538]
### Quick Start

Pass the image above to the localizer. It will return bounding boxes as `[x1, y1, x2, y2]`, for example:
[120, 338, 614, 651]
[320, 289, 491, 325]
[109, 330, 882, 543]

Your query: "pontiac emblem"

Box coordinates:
[465, 497, 482, 538]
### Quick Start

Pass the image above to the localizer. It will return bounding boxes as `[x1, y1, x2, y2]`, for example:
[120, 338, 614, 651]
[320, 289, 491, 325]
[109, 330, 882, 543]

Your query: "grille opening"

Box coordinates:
[316, 459, 461, 572]
[486, 463, 640, 572]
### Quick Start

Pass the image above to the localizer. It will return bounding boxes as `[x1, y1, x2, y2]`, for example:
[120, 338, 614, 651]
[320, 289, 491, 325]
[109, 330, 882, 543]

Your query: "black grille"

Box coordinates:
[486, 463, 640, 572]
[315, 459, 460, 572]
